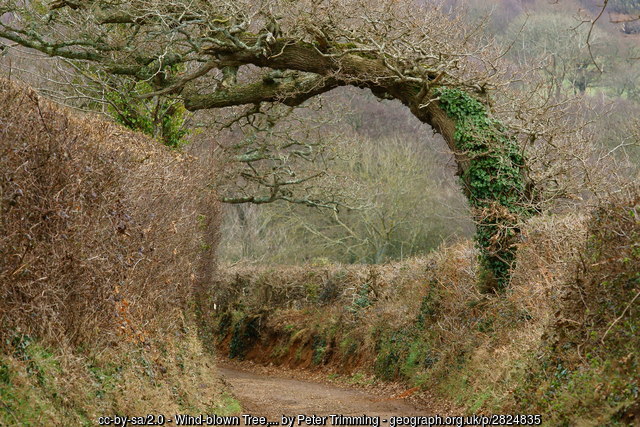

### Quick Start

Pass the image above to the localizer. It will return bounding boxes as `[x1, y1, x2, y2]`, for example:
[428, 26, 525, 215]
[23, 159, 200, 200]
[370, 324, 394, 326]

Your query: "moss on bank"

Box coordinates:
[0, 329, 241, 426]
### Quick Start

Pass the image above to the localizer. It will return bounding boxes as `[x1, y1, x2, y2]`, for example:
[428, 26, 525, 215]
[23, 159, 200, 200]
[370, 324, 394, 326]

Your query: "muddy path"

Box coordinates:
[218, 363, 454, 426]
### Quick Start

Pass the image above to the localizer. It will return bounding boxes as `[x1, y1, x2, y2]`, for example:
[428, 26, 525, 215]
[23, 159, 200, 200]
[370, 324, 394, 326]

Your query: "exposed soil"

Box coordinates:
[218, 360, 459, 426]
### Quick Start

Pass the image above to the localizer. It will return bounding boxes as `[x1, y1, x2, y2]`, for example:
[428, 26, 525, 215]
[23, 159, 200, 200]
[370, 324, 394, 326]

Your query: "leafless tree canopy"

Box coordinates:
[0, 0, 513, 190]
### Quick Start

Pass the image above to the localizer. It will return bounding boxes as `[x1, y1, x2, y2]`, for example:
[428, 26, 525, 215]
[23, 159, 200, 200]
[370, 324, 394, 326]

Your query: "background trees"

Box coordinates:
[218, 103, 473, 264]
[505, 13, 610, 95]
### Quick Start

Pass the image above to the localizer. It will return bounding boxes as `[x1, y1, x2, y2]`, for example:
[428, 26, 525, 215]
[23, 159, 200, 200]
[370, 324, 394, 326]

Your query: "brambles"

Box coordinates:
[0, 81, 230, 425]
[515, 189, 640, 424]
[374, 328, 435, 382]
[347, 282, 372, 314]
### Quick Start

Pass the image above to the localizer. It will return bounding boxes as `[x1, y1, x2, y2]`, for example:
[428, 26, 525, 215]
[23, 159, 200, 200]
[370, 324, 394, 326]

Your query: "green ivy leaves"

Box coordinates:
[436, 88, 531, 290]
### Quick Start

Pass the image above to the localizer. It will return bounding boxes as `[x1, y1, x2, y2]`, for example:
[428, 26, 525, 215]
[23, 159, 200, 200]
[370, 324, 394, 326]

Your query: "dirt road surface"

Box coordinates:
[218, 364, 449, 427]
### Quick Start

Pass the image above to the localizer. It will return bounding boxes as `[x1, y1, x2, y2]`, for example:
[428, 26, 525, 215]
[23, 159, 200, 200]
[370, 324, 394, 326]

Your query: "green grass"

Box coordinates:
[210, 393, 242, 416]
[0, 329, 241, 426]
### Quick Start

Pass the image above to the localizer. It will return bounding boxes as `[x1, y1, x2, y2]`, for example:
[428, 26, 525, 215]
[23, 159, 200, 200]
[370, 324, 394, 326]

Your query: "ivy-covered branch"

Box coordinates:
[437, 88, 538, 289]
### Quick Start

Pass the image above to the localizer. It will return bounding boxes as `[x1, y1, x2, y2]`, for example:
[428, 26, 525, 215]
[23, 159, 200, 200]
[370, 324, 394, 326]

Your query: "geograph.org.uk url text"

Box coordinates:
[97, 413, 543, 427]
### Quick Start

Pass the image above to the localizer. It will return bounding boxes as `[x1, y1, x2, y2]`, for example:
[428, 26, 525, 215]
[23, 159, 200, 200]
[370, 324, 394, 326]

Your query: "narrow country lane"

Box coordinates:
[217, 364, 442, 427]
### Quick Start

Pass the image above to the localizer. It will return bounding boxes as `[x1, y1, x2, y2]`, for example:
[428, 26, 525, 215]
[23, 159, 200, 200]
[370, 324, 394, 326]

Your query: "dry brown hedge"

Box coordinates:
[0, 79, 220, 348]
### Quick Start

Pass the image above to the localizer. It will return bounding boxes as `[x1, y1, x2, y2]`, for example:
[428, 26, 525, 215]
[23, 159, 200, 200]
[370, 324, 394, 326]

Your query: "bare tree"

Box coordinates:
[0, 0, 551, 287]
[198, 98, 364, 209]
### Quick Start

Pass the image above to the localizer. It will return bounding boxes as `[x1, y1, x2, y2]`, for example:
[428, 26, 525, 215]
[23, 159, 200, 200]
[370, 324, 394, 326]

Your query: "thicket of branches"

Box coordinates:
[0, 79, 219, 348]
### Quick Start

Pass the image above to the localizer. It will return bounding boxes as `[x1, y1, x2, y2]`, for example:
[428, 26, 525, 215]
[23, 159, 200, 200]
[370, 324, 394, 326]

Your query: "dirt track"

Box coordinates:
[218, 364, 445, 426]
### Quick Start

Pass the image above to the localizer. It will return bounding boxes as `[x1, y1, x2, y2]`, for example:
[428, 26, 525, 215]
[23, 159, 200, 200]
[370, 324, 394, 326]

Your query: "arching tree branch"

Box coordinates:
[0, 0, 540, 288]
[184, 72, 342, 110]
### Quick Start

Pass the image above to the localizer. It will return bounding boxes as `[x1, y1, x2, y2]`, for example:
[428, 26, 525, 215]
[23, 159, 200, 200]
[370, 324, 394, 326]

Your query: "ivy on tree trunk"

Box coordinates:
[437, 88, 535, 290]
